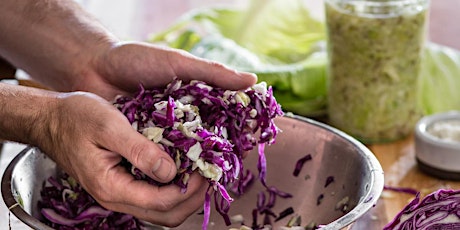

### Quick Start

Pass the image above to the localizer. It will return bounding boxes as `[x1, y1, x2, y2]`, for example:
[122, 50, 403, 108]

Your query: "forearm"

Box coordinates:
[0, 83, 58, 146]
[0, 0, 118, 91]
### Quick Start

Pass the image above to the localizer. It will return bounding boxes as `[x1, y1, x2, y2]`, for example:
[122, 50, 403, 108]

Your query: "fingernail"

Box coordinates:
[152, 158, 173, 180]
[238, 71, 257, 81]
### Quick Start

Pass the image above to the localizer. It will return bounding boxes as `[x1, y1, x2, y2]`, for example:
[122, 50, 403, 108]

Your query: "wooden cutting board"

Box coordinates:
[351, 135, 460, 229]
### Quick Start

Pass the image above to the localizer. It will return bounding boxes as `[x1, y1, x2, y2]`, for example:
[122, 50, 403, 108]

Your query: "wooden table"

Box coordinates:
[1, 1, 459, 229]
[349, 135, 460, 229]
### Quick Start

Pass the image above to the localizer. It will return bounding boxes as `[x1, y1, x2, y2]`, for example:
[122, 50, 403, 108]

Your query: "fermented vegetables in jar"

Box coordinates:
[325, 0, 429, 143]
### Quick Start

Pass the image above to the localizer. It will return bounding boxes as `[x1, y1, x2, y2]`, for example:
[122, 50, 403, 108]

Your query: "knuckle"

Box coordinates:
[90, 186, 112, 204]
[155, 199, 176, 212]
[127, 141, 150, 166]
[208, 60, 226, 69]
[161, 215, 187, 227]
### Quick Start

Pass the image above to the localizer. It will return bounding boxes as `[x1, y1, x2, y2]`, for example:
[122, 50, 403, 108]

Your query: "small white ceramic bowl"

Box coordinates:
[415, 111, 460, 180]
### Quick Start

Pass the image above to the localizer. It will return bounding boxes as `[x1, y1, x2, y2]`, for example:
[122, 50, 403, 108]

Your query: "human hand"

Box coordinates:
[19, 30, 256, 228]
[72, 41, 257, 100]
[0, 0, 256, 225]
[35, 91, 208, 227]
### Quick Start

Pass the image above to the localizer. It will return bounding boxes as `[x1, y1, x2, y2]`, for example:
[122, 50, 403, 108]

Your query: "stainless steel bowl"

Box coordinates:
[2, 115, 384, 229]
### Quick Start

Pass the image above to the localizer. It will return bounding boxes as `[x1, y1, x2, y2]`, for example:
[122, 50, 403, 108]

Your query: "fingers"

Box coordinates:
[100, 116, 177, 183]
[59, 92, 176, 183]
[96, 169, 208, 227]
[99, 42, 257, 93]
[167, 49, 258, 90]
[51, 92, 210, 227]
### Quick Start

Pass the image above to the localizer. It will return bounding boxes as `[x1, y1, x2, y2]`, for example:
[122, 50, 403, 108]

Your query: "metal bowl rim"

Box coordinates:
[1, 145, 54, 230]
[1, 115, 384, 229]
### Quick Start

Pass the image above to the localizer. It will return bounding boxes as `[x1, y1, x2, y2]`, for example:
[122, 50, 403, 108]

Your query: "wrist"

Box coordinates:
[0, 83, 60, 148]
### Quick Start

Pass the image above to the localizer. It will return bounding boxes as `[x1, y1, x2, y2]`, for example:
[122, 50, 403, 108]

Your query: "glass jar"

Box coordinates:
[325, 0, 429, 143]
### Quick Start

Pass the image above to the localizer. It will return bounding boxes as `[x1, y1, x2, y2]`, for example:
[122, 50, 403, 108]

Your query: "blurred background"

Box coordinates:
[75, 0, 459, 50]
[76, 0, 325, 41]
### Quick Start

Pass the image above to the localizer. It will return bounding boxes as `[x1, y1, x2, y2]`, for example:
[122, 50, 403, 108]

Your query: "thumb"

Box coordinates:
[107, 125, 177, 183]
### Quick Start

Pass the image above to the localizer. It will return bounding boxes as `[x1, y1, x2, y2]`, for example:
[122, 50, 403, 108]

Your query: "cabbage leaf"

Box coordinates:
[149, 1, 460, 117]
[150, 0, 327, 116]
[419, 42, 460, 115]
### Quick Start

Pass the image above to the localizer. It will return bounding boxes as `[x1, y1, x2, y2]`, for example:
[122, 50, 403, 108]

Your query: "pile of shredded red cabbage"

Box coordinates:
[39, 79, 283, 229]
[384, 189, 460, 230]
[113, 79, 284, 229]
[39, 173, 145, 229]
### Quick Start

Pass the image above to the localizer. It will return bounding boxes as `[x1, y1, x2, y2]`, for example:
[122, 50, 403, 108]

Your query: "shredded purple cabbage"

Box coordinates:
[274, 207, 294, 222]
[316, 194, 325, 206]
[293, 154, 312, 177]
[324, 176, 335, 188]
[39, 79, 283, 230]
[251, 186, 293, 228]
[113, 79, 284, 229]
[383, 185, 418, 196]
[384, 189, 460, 230]
[39, 174, 145, 229]
[229, 169, 255, 196]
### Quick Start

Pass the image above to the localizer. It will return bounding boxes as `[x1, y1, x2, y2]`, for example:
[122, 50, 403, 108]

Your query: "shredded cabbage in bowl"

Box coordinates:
[113, 79, 284, 229]
[39, 79, 284, 230]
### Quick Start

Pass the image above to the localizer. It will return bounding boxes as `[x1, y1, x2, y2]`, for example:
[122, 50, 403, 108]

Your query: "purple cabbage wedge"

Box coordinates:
[39, 174, 145, 229]
[113, 79, 284, 229]
[384, 189, 460, 230]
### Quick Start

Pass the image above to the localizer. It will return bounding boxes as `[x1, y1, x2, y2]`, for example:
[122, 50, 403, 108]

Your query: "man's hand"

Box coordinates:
[38, 91, 209, 227]
[74, 41, 257, 101]
[0, 0, 257, 226]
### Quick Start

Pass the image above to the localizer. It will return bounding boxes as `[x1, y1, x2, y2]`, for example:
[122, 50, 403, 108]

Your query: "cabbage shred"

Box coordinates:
[39, 174, 145, 229]
[114, 79, 284, 229]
